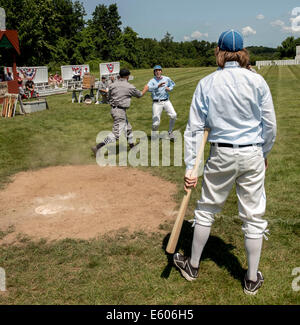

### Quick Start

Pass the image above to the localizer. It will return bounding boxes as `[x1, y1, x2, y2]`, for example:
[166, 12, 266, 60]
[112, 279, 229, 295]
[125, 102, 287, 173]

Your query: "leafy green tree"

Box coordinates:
[0, 0, 85, 65]
[115, 27, 140, 66]
[277, 36, 300, 59]
[0, 1, 281, 69]
[88, 3, 122, 60]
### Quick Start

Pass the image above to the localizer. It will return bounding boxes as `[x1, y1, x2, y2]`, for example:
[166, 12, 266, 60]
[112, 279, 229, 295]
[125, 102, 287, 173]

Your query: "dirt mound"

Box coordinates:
[0, 165, 178, 244]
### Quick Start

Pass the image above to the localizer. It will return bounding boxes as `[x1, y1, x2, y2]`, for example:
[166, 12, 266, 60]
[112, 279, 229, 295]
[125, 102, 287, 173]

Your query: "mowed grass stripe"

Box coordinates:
[257, 65, 272, 78]
[130, 67, 214, 89]
[287, 65, 300, 80]
[263, 66, 300, 221]
[278, 65, 297, 81]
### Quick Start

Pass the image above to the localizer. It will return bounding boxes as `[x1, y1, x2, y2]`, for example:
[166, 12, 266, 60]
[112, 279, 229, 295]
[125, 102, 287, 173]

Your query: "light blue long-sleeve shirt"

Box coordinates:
[184, 61, 277, 170]
[147, 76, 175, 100]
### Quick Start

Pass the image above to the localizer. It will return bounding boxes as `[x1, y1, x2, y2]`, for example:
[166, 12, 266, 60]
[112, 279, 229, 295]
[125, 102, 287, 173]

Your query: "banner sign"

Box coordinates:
[71, 66, 88, 76]
[100, 62, 120, 77]
[5, 66, 48, 83]
[18, 67, 37, 80]
[61, 65, 90, 81]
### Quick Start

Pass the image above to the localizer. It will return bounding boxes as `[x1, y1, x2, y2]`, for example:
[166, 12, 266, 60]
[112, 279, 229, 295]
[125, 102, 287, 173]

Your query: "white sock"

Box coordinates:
[190, 224, 211, 268]
[168, 118, 176, 134]
[244, 237, 263, 282]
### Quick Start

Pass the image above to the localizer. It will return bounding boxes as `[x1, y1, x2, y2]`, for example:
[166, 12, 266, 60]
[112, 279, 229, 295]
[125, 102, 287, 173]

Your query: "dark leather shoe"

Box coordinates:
[91, 146, 98, 156]
[129, 143, 138, 149]
[91, 142, 105, 156]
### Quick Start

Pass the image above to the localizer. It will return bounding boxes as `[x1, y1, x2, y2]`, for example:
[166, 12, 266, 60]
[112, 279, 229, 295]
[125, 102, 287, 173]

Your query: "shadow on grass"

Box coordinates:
[161, 220, 246, 285]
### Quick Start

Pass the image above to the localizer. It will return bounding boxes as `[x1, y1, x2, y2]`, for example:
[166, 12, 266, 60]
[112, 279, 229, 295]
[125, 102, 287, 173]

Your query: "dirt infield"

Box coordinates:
[0, 165, 178, 244]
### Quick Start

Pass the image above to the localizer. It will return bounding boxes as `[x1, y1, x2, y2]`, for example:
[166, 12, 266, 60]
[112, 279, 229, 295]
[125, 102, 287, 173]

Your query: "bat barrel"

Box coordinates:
[165, 129, 209, 255]
[166, 189, 192, 254]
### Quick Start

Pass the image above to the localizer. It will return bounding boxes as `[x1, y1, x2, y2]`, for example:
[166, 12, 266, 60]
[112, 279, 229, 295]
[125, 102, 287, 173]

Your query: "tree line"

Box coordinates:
[0, 0, 298, 71]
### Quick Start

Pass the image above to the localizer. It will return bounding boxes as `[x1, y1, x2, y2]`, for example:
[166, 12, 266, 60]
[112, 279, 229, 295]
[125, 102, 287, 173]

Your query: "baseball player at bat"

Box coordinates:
[173, 30, 277, 295]
[143, 65, 177, 139]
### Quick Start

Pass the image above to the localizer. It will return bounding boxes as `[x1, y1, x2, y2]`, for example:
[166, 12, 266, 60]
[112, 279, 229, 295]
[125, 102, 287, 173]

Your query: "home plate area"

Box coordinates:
[0, 165, 177, 243]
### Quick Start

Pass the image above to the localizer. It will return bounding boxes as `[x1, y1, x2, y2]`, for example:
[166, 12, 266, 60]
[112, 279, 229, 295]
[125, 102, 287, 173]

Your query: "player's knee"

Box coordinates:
[170, 113, 177, 120]
[152, 118, 160, 131]
[241, 218, 268, 239]
[194, 210, 215, 227]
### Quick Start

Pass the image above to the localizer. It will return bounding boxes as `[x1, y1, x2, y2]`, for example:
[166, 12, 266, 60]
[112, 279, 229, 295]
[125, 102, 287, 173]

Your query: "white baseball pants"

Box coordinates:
[152, 100, 177, 132]
[193, 144, 268, 239]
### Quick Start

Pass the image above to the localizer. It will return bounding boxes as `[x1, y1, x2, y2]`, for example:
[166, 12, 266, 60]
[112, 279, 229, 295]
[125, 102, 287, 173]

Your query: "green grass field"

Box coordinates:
[0, 66, 299, 305]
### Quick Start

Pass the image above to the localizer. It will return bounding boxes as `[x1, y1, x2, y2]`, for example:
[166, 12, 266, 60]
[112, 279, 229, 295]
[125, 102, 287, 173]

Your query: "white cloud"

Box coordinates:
[269, 8, 300, 34]
[270, 19, 285, 27]
[271, 17, 300, 34]
[256, 14, 265, 20]
[292, 7, 300, 16]
[290, 16, 300, 33]
[242, 26, 256, 37]
[191, 30, 208, 39]
[183, 30, 208, 41]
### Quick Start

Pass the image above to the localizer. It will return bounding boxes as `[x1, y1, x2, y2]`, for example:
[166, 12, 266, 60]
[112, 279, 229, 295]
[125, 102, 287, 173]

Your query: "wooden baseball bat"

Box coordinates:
[7, 96, 14, 117]
[7, 96, 11, 117]
[166, 128, 209, 254]
[3, 97, 8, 118]
[1, 99, 4, 117]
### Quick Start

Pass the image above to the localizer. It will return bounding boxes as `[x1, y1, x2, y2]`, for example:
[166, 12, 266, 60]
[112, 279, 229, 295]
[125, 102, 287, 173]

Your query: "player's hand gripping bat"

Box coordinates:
[166, 128, 209, 254]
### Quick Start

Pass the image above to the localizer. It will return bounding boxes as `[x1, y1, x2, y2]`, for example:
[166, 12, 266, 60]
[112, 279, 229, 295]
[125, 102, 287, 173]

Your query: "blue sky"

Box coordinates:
[78, 0, 300, 48]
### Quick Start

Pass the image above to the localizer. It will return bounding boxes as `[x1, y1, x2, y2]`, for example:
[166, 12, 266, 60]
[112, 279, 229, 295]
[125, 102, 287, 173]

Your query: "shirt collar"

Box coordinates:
[224, 61, 241, 68]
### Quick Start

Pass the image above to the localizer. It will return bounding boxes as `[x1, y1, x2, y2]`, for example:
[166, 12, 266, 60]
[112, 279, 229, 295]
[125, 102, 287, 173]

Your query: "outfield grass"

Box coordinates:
[0, 66, 299, 305]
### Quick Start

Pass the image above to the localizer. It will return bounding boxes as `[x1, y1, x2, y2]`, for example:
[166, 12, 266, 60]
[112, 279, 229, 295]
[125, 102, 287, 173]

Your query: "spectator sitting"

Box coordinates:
[17, 73, 28, 99]
[48, 74, 56, 87]
[53, 72, 63, 87]
[25, 79, 39, 98]
[72, 70, 81, 81]
[5, 72, 13, 81]
[0, 73, 4, 82]
[96, 75, 109, 104]
[108, 75, 115, 85]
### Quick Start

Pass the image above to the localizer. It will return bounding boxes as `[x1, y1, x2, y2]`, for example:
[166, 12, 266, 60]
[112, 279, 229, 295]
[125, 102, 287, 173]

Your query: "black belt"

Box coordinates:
[153, 99, 168, 102]
[211, 143, 258, 148]
[112, 106, 128, 109]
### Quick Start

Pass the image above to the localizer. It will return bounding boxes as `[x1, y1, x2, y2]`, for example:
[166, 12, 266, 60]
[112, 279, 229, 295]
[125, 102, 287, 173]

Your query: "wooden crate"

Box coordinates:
[82, 74, 95, 89]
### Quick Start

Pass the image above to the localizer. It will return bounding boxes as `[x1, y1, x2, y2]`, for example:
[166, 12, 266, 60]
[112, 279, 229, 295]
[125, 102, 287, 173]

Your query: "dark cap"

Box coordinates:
[119, 69, 130, 77]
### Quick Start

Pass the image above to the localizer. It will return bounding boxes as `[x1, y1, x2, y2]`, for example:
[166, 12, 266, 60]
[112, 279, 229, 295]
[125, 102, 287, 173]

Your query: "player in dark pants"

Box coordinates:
[91, 69, 147, 155]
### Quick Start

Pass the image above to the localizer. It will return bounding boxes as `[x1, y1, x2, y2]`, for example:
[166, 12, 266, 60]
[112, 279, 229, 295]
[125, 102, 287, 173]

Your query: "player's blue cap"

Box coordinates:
[218, 29, 244, 52]
[153, 65, 162, 70]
